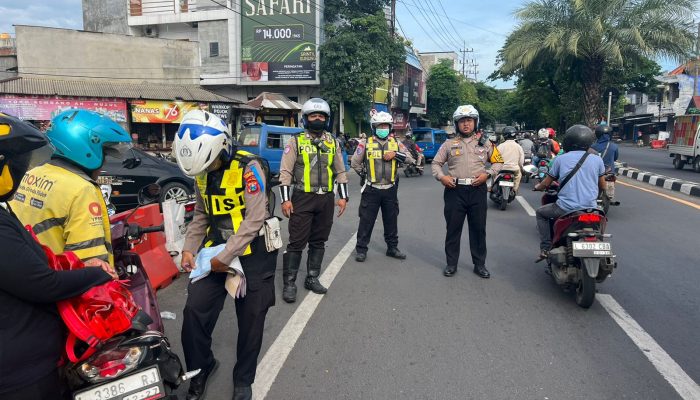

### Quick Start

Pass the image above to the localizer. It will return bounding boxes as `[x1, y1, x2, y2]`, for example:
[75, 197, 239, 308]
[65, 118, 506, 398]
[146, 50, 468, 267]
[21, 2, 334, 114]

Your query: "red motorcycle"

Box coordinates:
[540, 189, 617, 308]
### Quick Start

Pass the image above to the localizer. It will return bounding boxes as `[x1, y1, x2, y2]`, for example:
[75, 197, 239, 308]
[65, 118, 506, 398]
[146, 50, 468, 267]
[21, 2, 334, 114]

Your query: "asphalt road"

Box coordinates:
[157, 170, 700, 400]
[619, 144, 700, 184]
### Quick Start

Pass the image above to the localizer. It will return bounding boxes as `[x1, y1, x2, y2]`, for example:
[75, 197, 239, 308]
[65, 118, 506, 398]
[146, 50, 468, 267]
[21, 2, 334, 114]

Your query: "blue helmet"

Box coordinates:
[47, 109, 132, 171]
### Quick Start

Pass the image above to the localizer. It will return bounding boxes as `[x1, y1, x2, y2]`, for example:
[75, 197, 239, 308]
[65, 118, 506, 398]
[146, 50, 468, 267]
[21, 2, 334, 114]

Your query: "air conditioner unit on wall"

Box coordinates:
[144, 25, 159, 38]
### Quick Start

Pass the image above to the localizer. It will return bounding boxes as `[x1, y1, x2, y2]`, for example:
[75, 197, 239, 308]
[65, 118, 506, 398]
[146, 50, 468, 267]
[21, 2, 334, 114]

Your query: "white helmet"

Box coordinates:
[301, 97, 331, 128]
[537, 128, 549, 139]
[370, 111, 393, 129]
[173, 109, 231, 176]
[452, 105, 480, 129]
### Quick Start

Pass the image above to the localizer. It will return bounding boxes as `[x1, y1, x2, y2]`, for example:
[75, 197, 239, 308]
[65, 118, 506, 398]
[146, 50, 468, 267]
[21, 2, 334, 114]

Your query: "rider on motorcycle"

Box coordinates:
[497, 126, 525, 193]
[533, 125, 607, 260]
[591, 124, 620, 204]
[0, 113, 114, 399]
[533, 128, 557, 166]
[518, 131, 535, 159]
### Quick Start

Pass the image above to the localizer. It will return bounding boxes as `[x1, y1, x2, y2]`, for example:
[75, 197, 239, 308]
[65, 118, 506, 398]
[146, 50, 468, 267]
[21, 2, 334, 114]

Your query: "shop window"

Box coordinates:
[210, 42, 219, 57]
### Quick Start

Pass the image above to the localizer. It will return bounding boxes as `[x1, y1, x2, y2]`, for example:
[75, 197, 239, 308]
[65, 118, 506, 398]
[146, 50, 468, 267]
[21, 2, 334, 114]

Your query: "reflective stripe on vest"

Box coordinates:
[196, 154, 252, 255]
[366, 137, 399, 184]
[296, 134, 335, 192]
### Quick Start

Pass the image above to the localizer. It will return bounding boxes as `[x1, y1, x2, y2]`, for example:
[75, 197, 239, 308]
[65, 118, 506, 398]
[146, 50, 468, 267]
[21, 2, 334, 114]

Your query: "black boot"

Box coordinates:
[386, 247, 406, 259]
[282, 251, 301, 303]
[304, 248, 328, 294]
[186, 359, 219, 400]
[232, 385, 252, 400]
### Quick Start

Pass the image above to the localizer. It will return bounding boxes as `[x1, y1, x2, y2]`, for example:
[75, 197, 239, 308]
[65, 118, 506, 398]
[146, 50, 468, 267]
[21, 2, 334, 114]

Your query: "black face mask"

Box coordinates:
[307, 119, 326, 133]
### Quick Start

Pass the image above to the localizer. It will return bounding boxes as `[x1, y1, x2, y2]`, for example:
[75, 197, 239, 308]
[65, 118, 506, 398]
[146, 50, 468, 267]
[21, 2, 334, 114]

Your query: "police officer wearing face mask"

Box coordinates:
[431, 105, 503, 278]
[278, 98, 349, 303]
[351, 112, 414, 262]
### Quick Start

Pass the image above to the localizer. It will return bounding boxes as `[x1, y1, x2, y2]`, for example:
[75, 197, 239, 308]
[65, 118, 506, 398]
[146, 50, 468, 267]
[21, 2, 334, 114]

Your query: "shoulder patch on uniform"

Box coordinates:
[284, 145, 291, 154]
[245, 165, 265, 194]
[355, 143, 365, 154]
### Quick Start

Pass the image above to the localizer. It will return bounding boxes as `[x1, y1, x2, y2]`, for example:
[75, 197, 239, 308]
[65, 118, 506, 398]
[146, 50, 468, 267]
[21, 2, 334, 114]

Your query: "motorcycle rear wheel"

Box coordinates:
[575, 269, 596, 308]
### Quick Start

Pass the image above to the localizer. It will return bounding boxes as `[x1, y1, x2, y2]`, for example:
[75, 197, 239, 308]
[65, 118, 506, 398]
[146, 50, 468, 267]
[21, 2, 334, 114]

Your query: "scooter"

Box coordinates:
[538, 189, 617, 308]
[596, 173, 620, 214]
[403, 148, 425, 177]
[64, 184, 198, 400]
[533, 158, 551, 184]
[523, 158, 532, 183]
[489, 170, 517, 210]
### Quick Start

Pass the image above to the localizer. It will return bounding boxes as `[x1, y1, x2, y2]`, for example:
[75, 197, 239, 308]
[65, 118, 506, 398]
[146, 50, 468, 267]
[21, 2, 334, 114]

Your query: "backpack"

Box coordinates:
[536, 140, 550, 158]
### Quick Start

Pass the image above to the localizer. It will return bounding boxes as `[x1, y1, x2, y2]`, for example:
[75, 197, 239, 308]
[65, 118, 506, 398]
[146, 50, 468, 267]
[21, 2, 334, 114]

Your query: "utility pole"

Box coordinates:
[459, 41, 473, 79]
[694, 21, 699, 98]
[388, 0, 397, 109]
[607, 91, 612, 124]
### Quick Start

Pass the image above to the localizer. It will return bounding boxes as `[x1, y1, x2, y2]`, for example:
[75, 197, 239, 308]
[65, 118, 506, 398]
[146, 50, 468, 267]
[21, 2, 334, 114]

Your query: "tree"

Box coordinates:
[495, 0, 696, 125]
[320, 11, 404, 118]
[426, 59, 462, 126]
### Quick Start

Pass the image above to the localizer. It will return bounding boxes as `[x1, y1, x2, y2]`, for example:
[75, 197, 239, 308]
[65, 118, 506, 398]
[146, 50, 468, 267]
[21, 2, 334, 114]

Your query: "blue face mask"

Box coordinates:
[375, 128, 390, 139]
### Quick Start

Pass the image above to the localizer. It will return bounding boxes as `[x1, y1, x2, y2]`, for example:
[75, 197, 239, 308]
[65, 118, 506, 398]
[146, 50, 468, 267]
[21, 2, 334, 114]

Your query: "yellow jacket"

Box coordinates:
[10, 160, 113, 265]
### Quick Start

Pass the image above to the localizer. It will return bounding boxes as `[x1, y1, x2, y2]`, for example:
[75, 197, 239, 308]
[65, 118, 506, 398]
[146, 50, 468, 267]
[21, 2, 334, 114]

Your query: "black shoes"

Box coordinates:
[186, 359, 219, 400]
[386, 247, 407, 259]
[355, 252, 367, 262]
[443, 265, 457, 277]
[232, 385, 252, 400]
[282, 252, 302, 303]
[473, 265, 490, 279]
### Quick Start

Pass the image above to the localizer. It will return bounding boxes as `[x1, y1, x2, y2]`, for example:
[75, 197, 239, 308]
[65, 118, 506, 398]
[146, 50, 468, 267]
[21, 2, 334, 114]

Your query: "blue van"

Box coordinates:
[237, 123, 348, 182]
[412, 128, 448, 161]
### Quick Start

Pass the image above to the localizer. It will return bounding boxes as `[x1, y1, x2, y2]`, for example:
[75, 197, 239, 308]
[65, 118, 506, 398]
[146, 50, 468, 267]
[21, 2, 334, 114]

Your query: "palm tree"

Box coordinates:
[497, 0, 696, 126]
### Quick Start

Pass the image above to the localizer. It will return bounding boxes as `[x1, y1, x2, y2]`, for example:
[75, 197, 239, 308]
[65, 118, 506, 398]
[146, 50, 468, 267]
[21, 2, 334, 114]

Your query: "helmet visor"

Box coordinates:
[103, 142, 133, 159]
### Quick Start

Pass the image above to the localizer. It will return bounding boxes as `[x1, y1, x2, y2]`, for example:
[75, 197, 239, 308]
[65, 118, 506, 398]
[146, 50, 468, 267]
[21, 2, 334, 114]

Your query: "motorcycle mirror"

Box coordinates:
[122, 157, 142, 169]
[138, 183, 162, 206]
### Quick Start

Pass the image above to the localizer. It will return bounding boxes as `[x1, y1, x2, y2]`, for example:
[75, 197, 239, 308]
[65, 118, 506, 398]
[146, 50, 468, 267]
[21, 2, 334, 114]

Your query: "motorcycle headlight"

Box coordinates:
[77, 346, 146, 383]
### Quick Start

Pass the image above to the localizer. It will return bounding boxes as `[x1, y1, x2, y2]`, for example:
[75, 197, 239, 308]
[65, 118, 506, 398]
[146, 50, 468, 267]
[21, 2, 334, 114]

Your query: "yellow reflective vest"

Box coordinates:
[366, 136, 399, 184]
[294, 134, 336, 193]
[10, 161, 113, 264]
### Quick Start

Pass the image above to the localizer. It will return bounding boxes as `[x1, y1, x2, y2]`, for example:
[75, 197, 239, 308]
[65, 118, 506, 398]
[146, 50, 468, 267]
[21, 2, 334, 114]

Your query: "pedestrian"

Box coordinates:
[175, 110, 278, 400]
[278, 98, 349, 303]
[432, 105, 503, 278]
[351, 111, 414, 262]
[497, 126, 525, 193]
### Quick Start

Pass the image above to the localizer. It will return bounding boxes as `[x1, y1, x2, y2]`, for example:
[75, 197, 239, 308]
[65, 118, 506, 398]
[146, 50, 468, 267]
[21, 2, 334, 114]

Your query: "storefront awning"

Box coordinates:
[246, 92, 301, 110]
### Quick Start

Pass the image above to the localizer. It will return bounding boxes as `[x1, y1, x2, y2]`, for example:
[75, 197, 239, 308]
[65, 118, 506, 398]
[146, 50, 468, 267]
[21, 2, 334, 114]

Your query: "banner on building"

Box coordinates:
[0, 95, 127, 122]
[240, 0, 318, 83]
[130, 100, 207, 124]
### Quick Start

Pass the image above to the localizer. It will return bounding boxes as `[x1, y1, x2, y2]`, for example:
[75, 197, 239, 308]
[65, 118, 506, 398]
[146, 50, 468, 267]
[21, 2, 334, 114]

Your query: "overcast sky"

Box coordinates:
[0, 0, 687, 88]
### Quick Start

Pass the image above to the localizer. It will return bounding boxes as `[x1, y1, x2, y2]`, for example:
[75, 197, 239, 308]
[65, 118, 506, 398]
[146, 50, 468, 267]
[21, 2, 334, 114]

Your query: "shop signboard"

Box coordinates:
[0, 94, 127, 122]
[130, 100, 207, 124]
[240, 0, 319, 83]
[209, 103, 233, 123]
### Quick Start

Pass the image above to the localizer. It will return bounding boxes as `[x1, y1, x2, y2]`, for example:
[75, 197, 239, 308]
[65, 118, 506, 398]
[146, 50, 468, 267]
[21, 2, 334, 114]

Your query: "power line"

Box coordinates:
[398, 0, 507, 38]
[401, 0, 458, 51]
[424, 0, 463, 49]
[400, 3, 451, 52]
[437, 0, 469, 48]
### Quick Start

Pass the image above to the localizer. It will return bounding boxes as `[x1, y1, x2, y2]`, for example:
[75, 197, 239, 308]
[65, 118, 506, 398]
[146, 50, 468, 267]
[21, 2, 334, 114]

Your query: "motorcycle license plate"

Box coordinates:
[538, 166, 548, 172]
[499, 181, 514, 187]
[74, 367, 165, 400]
[572, 241, 612, 257]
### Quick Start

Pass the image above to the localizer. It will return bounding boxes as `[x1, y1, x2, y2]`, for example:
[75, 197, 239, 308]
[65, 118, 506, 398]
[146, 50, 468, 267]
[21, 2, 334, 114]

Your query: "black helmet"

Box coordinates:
[502, 126, 517, 139]
[594, 124, 613, 139]
[563, 124, 596, 152]
[0, 112, 49, 201]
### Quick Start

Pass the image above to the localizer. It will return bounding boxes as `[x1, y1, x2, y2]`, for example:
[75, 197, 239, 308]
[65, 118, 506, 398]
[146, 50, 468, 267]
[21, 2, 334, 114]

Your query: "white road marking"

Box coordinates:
[516, 195, 536, 217]
[598, 294, 700, 400]
[253, 233, 357, 399]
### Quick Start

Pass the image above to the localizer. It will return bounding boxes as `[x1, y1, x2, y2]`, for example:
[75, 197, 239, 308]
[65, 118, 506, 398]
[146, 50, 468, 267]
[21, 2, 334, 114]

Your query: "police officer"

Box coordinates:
[432, 105, 503, 278]
[351, 111, 414, 262]
[175, 110, 277, 400]
[279, 98, 349, 303]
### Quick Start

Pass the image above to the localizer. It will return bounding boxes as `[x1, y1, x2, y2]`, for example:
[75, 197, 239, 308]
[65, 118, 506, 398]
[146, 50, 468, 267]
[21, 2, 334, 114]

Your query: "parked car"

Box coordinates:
[668, 114, 700, 172]
[413, 128, 448, 161]
[99, 148, 194, 212]
[237, 123, 349, 183]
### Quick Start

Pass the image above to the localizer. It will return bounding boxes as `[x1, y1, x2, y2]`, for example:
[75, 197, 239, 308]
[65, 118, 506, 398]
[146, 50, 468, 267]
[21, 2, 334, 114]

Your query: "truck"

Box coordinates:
[668, 115, 700, 172]
[412, 127, 448, 161]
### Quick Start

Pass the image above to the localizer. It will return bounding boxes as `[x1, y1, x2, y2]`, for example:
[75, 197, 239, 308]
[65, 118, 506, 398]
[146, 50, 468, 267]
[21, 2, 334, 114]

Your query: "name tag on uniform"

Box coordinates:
[450, 145, 463, 157]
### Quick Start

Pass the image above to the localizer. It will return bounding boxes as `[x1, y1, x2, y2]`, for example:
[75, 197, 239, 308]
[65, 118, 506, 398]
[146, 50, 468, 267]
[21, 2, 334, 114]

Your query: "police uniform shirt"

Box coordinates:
[431, 134, 504, 180]
[182, 159, 269, 266]
[279, 132, 349, 187]
[350, 137, 415, 185]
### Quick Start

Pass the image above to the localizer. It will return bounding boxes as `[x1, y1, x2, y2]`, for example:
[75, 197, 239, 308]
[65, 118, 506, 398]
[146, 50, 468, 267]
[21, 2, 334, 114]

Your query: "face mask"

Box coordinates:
[375, 128, 390, 139]
[307, 119, 326, 133]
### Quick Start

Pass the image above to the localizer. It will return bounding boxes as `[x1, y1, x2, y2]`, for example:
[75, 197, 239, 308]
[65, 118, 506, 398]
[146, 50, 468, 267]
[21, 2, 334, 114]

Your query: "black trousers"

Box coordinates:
[444, 184, 488, 267]
[2, 370, 62, 400]
[182, 237, 277, 386]
[356, 185, 399, 253]
[287, 191, 335, 252]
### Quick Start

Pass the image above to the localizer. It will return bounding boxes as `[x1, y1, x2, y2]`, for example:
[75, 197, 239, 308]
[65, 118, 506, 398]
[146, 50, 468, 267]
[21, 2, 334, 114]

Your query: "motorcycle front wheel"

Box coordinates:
[575, 267, 596, 308]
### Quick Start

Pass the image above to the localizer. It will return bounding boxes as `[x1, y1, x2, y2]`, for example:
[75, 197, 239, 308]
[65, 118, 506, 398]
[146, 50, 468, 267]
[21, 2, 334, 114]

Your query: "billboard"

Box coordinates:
[130, 100, 207, 124]
[240, 0, 318, 83]
[0, 95, 127, 122]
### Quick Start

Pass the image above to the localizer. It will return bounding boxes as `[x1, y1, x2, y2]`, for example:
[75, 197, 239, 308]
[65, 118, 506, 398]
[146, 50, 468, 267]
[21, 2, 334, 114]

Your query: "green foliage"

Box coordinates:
[426, 59, 462, 126]
[324, 0, 391, 24]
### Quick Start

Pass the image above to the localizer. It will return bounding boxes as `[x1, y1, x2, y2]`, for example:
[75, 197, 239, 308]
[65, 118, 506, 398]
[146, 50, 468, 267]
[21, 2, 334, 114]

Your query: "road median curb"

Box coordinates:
[614, 166, 700, 198]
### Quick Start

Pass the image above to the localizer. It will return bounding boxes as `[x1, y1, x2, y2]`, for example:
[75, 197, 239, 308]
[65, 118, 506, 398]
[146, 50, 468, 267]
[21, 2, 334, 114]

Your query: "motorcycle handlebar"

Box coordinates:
[139, 225, 165, 234]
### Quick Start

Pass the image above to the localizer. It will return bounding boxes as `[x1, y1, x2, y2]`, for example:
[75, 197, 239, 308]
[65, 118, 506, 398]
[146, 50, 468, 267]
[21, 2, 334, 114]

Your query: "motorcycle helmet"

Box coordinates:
[537, 128, 549, 140]
[370, 111, 393, 139]
[563, 125, 596, 152]
[547, 127, 556, 139]
[301, 98, 331, 132]
[594, 124, 613, 139]
[452, 105, 480, 133]
[0, 112, 50, 202]
[47, 109, 132, 171]
[502, 126, 517, 140]
[174, 110, 231, 176]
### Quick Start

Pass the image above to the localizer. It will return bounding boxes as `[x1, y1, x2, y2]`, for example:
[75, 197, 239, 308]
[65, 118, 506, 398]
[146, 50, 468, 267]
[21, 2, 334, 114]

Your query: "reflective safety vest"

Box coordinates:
[294, 133, 336, 193]
[196, 151, 260, 256]
[365, 136, 399, 184]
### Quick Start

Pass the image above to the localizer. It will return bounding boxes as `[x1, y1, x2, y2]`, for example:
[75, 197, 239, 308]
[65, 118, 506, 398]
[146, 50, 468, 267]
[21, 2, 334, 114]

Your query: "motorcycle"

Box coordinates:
[596, 173, 619, 214]
[533, 158, 551, 184]
[522, 158, 532, 183]
[64, 184, 198, 400]
[538, 189, 617, 308]
[489, 170, 517, 210]
[404, 146, 425, 177]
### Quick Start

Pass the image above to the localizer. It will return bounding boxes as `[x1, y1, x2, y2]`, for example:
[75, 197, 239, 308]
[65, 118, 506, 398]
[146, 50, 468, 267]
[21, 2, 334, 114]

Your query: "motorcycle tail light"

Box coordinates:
[584, 236, 598, 242]
[185, 203, 195, 213]
[578, 214, 601, 223]
[539, 160, 548, 166]
[78, 346, 145, 383]
[503, 174, 512, 180]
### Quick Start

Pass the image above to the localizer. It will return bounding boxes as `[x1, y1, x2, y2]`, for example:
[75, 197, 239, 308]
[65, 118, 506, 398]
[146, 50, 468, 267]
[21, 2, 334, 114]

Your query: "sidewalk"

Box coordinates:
[614, 162, 700, 197]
